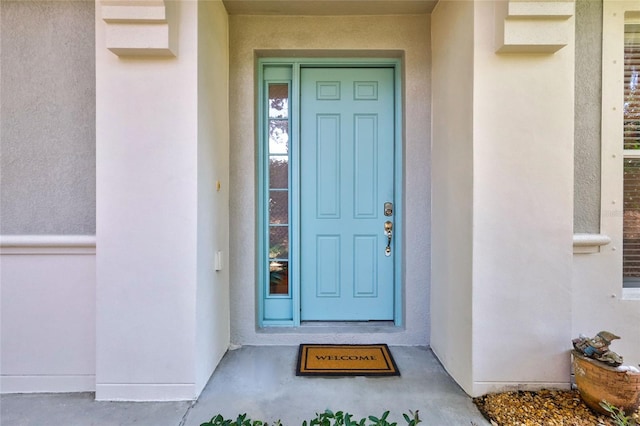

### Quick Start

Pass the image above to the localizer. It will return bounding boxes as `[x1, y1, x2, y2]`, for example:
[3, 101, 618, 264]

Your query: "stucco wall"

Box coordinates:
[430, 0, 474, 394]
[228, 14, 431, 345]
[432, 0, 575, 396]
[196, 0, 231, 396]
[0, 0, 95, 235]
[574, 0, 602, 233]
[95, 0, 231, 401]
[472, 2, 575, 395]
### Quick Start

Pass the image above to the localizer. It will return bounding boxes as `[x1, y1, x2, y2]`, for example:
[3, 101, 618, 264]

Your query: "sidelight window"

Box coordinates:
[260, 64, 295, 324]
[267, 82, 290, 296]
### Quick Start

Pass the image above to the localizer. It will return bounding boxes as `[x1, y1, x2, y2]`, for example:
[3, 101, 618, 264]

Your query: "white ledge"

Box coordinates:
[101, 3, 167, 23]
[622, 287, 640, 300]
[573, 233, 611, 254]
[101, 0, 177, 57]
[507, 2, 574, 19]
[0, 235, 96, 255]
[495, 1, 574, 54]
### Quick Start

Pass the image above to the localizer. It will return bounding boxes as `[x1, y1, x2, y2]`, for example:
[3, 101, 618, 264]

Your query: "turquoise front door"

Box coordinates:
[300, 67, 395, 321]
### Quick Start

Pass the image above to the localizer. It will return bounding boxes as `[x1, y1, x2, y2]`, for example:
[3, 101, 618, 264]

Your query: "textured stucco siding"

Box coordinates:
[1, 1, 96, 235]
[574, 0, 602, 233]
[229, 14, 431, 345]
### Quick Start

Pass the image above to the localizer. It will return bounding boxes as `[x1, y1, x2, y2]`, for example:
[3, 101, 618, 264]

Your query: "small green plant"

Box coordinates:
[402, 410, 421, 426]
[600, 401, 638, 426]
[205, 410, 421, 426]
[304, 410, 362, 426]
[303, 410, 403, 426]
[201, 413, 281, 426]
[367, 411, 396, 426]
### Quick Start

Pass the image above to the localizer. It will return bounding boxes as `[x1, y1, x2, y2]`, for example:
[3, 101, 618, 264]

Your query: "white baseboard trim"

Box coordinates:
[1, 375, 95, 394]
[473, 381, 571, 397]
[95, 383, 195, 401]
[0, 235, 96, 255]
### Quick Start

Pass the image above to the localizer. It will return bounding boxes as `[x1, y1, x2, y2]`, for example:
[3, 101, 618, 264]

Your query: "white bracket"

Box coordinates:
[101, 0, 178, 57]
[495, 1, 574, 54]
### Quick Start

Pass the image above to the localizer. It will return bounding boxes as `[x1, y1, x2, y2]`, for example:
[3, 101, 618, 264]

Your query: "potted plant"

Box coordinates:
[572, 332, 640, 415]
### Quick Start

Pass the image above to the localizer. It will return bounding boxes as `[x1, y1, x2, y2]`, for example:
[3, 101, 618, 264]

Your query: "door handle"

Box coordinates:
[384, 221, 393, 257]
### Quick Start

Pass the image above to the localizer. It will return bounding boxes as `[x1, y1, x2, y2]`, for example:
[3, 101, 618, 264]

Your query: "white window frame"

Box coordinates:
[602, 0, 640, 299]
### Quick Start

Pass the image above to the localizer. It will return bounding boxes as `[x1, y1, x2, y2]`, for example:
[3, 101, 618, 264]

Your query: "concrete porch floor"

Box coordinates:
[1, 346, 490, 426]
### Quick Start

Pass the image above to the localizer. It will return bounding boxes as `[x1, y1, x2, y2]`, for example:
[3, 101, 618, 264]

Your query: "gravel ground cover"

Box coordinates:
[473, 389, 640, 426]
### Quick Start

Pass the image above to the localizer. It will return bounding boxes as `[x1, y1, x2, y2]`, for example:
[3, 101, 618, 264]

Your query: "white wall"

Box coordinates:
[1, 237, 96, 393]
[196, 0, 230, 396]
[471, 1, 575, 395]
[573, 254, 640, 366]
[574, 0, 640, 368]
[95, 0, 230, 401]
[430, 0, 475, 394]
[431, 0, 575, 396]
[228, 14, 431, 345]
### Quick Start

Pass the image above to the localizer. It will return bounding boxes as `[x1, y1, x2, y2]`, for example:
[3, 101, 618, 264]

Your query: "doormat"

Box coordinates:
[296, 344, 400, 376]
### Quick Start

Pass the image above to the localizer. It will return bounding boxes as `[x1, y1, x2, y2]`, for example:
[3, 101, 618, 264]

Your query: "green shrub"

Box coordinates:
[201, 410, 422, 426]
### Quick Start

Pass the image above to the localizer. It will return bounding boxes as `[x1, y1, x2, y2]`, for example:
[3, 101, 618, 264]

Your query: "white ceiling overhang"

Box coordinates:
[222, 0, 438, 16]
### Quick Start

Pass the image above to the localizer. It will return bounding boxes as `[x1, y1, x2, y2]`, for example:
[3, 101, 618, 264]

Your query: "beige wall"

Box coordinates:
[229, 14, 431, 345]
[0, 0, 95, 235]
[574, 0, 603, 233]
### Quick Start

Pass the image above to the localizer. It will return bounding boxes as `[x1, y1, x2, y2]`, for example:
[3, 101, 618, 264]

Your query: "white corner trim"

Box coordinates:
[573, 233, 612, 254]
[0, 235, 96, 255]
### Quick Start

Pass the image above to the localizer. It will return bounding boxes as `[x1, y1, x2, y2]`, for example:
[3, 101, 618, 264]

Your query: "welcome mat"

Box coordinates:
[296, 344, 400, 376]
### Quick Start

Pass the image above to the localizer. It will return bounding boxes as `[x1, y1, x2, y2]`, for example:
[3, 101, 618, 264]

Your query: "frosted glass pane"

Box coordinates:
[269, 260, 289, 295]
[269, 157, 289, 189]
[269, 84, 289, 118]
[269, 120, 289, 154]
[269, 226, 289, 259]
[269, 190, 288, 224]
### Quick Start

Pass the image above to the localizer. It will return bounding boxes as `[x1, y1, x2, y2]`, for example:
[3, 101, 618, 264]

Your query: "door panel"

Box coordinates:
[300, 68, 395, 321]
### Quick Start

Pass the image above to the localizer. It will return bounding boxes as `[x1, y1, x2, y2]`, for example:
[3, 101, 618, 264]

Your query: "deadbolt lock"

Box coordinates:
[384, 202, 393, 217]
